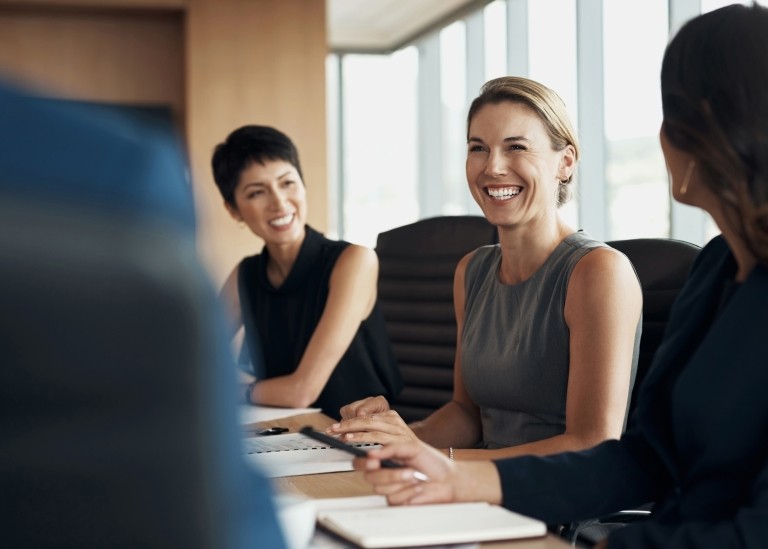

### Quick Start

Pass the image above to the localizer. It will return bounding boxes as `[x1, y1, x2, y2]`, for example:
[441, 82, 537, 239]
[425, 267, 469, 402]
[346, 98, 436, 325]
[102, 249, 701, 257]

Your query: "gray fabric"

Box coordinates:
[461, 231, 637, 449]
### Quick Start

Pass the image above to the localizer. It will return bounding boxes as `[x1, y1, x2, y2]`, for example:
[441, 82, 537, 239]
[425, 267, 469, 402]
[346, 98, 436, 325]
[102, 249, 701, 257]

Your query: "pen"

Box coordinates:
[299, 426, 430, 481]
[257, 427, 289, 436]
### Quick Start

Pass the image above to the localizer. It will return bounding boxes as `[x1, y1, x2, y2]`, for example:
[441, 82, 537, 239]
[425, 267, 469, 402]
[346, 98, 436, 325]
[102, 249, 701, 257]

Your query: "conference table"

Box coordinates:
[251, 411, 570, 549]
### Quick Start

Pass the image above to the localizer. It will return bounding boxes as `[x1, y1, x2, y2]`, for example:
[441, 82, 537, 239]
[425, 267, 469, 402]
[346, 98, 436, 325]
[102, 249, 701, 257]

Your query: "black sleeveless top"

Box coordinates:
[237, 225, 402, 419]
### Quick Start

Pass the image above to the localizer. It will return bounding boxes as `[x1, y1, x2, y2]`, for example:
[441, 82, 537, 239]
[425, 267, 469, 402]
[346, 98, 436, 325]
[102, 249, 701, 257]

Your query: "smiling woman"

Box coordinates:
[210, 125, 402, 419]
[330, 77, 643, 464]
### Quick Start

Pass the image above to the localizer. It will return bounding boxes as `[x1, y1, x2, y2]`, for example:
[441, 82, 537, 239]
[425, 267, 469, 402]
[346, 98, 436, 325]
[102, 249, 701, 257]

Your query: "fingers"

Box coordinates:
[328, 411, 415, 445]
[355, 454, 455, 506]
[339, 395, 390, 419]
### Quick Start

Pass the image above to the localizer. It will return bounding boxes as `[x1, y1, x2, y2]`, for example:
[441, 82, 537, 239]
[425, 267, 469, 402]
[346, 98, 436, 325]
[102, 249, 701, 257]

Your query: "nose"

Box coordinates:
[484, 149, 507, 177]
[269, 188, 288, 209]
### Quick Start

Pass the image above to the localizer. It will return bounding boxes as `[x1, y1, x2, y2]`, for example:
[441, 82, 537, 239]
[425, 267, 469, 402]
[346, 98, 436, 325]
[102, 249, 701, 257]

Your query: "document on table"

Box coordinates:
[314, 498, 546, 548]
[243, 432, 380, 478]
[239, 404, 321, 425]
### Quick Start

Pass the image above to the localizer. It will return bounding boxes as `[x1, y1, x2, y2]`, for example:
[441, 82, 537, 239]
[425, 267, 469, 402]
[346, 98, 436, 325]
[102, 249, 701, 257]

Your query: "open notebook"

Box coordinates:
[316, 501, 547, 548]
[243, 432, 380, 478]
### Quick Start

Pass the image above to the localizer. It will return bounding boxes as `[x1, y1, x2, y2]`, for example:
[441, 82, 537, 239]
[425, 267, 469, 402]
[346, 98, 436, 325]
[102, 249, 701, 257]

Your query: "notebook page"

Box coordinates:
[316, 502, 546, 548]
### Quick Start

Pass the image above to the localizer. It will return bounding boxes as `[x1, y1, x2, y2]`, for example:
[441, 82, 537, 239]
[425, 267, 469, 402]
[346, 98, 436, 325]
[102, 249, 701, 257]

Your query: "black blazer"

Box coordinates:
[495, 236, 768, 548]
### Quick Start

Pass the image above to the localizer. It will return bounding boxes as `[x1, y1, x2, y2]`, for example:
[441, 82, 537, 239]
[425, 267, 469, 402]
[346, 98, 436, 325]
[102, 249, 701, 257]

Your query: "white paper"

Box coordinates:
[315, 502, 545, 548]
[243, 432, 376, 478]
[239, 405, 321, 424]
[308, 497, 477, 549]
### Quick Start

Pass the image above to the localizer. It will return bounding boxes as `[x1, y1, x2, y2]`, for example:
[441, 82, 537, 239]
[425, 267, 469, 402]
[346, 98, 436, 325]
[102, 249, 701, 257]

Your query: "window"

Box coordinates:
[329, 0, 751, 248]
[528, 0, 578, 229]
[338, 49, 418, 247]
[603, 0, 669, 239]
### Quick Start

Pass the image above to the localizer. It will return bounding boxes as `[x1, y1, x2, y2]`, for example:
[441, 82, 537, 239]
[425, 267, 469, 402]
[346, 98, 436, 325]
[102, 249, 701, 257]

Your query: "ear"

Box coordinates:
[558, 145, 577, 182]
[224, 200, 242, 222]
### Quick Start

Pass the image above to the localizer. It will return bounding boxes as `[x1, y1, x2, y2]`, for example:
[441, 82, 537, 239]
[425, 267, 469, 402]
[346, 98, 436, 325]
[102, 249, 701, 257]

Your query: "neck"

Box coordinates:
[265, 235, 304, 287]
[709, 208, 757, 283]
[496, 218, 574, 285]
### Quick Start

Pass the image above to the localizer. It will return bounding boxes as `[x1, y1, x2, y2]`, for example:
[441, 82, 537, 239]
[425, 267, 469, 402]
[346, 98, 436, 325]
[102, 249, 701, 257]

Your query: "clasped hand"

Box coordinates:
[327, 395, 419, 445]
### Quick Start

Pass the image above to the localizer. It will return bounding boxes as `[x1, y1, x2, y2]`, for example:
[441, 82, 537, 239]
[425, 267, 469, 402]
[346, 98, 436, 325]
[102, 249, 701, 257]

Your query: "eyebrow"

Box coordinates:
[239, 170, 295, 189]
[467, 136, 531, 144]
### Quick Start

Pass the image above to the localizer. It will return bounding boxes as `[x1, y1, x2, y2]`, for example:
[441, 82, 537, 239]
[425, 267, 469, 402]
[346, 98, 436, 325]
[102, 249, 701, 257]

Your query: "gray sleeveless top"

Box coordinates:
[461, 231, 640, 449]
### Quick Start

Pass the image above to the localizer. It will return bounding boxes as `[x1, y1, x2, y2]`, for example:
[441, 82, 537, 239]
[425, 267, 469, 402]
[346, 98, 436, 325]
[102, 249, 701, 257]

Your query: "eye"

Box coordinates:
[246, 189, 265, 199]
[468, 144, 487, 153]
[508, 144, 526, 151]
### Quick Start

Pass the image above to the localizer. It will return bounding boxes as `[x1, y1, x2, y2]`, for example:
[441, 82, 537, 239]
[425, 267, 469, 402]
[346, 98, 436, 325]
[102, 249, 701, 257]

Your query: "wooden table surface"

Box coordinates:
[249, 411, 570, 549]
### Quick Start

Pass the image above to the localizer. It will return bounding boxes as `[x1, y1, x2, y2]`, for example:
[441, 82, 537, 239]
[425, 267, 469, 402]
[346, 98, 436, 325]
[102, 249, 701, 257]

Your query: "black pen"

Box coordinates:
[299, 426, 429, 480]
[257, 426, 289, 436]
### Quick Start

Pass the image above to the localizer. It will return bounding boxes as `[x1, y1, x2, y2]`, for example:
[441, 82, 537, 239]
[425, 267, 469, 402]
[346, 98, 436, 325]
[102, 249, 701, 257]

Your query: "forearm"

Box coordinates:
[455, 460, 504, 505]
[454, 431, 612, 461]
[251, 374, 318, 408]
[410, 401, 481, 449]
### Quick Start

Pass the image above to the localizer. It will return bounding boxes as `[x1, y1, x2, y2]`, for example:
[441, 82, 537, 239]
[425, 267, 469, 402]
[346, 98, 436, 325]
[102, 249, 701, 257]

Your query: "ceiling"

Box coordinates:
[326, 0, 487, 53]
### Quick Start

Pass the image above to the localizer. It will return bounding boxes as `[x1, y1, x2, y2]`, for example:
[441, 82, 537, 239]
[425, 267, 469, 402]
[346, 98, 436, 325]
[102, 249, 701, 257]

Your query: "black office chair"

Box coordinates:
[375, 215, 498, 423]
[560, 237, 701, 547]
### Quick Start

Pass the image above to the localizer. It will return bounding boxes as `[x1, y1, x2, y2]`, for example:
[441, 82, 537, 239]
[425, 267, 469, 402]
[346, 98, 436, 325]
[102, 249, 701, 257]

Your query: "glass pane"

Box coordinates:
[529, 0, 578, 229]
[484, 0, 507, 81]
[440, 21, 470, 215]
[702, 0, 753, 12]
[603, 0, 669, 240]
[341, 48, 419, 247]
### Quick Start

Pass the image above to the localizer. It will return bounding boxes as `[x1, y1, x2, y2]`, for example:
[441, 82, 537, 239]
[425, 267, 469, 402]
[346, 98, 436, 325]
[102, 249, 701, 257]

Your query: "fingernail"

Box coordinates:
[413, 471, 429, 482]
[330, 423, 340, 429]
[345, 433, 354, 440]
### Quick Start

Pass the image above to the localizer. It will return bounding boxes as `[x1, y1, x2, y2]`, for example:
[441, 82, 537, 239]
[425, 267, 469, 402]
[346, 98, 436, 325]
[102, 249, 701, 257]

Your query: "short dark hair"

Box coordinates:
[661, 2, 768, 265]
[211, 125, 303, 206]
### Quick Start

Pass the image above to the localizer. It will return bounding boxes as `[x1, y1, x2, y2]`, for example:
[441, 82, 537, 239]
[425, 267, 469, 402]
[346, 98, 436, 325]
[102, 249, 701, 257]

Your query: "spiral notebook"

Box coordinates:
[242, 432, 380, 477]
[316, 501, 547, 548]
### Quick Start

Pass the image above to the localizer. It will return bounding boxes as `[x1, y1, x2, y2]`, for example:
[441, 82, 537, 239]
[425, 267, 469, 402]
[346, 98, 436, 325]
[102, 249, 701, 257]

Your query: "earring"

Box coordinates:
[680, 160, 696, 195]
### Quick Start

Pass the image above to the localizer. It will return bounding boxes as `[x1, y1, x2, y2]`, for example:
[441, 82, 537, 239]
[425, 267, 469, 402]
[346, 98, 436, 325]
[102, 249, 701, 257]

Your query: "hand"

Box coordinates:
[353, 440, 458, 505]
[327, 409, 420, 446]
[339, 395, 391, 419]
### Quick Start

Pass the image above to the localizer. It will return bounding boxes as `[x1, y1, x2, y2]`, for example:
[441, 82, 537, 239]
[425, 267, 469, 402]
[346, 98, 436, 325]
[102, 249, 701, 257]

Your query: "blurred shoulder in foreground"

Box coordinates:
[0, 77, 285, 549]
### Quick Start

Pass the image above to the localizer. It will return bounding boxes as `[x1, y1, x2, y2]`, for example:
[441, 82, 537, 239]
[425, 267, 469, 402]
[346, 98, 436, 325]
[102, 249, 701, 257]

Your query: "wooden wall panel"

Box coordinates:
[0, 6, 184, 118]
[0, 0, 328, 287]
[186, 0, 328, 285]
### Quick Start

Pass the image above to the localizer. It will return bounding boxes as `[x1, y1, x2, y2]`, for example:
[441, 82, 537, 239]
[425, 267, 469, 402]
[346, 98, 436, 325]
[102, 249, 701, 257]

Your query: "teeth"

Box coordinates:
[487, 187, 521, 199]
[270, 214, 294, 227]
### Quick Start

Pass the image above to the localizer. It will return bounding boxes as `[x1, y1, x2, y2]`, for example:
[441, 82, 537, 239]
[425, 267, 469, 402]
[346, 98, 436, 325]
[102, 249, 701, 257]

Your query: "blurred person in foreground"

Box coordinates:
[354, 4, 768, 548]
[330, 76, 642, 460]
[0, 78, 285, 549]
[211, 125, 401, 419]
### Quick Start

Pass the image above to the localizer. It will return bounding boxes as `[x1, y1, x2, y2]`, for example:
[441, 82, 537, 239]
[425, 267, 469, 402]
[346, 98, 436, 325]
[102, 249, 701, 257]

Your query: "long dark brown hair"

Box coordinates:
[661, 3, 768, 265]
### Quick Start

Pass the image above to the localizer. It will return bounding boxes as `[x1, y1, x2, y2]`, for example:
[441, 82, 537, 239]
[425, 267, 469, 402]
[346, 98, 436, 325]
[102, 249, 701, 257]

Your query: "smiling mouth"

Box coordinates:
[269, 213, 294, 227]
[485, 186, 522, 200]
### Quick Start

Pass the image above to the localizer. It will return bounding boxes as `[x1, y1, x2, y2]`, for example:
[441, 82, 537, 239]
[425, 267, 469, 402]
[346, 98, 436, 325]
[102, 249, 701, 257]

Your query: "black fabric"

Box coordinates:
[238, 225, 402, 419]
[496, 236, 768, 548]
[375, 215, 498, 423]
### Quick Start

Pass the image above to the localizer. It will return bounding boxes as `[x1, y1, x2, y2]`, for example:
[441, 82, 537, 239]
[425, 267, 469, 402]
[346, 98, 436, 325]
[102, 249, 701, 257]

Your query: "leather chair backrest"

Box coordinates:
[606, 238, 701, 422]
[375, 215, 497, 423]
